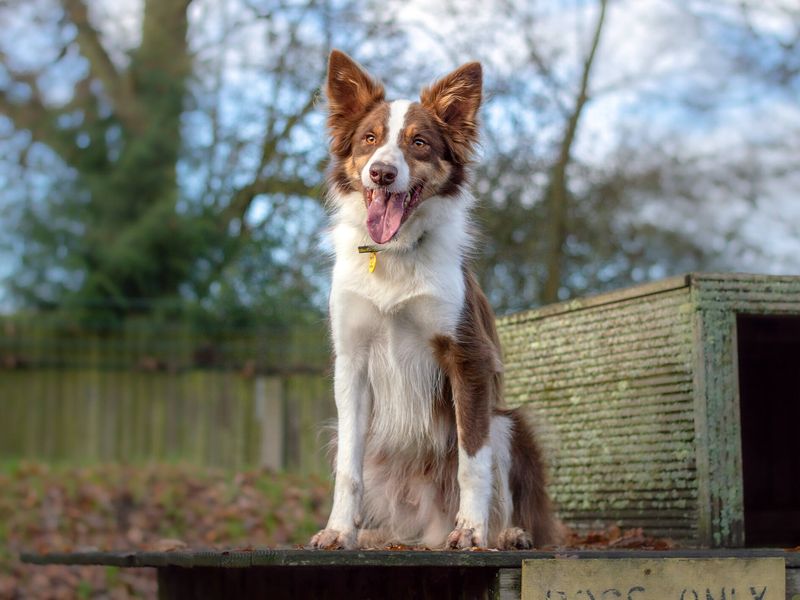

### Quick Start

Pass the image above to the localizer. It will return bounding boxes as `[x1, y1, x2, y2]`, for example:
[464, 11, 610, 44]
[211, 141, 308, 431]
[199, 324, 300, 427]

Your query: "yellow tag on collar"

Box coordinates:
[368, 252, 377, 273]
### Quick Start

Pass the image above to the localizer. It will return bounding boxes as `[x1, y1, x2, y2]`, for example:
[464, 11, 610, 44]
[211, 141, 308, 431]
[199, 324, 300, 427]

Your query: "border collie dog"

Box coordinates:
[311, 50, 557, 550]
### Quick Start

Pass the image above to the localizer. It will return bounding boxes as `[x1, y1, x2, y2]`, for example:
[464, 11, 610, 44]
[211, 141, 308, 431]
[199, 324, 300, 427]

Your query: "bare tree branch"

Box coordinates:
[541, 0, 608, 304]
[224, 88, 321, 226]
[60, 0, 145, 134]
[0, 55, 85, 167]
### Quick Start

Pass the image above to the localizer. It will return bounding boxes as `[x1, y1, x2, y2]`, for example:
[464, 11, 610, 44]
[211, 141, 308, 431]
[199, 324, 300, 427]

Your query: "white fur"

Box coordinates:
[360, 451, 454, 546]
[490, 414, 514, 540]
[320, 99, 505, 548]
[361, 100, 412, 192]
[324, 351, 369, 544]
[329, 185, 472, 449]
[455, 444, 493, 544]
[452, 415, 514, 547]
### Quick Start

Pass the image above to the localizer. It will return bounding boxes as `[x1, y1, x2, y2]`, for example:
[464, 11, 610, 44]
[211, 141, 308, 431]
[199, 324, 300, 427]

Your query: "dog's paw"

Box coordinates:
[498, 527, 533, 550]
[446, 526, 486, 549]
[309, 528, 357, 550]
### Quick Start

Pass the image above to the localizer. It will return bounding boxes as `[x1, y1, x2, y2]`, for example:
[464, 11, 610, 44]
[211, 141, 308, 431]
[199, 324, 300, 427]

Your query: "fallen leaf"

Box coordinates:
[149, 538, 188, 552]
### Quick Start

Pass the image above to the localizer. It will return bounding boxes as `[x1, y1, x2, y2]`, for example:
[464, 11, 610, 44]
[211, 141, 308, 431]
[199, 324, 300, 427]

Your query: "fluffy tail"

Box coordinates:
[507, 408, 561, 547]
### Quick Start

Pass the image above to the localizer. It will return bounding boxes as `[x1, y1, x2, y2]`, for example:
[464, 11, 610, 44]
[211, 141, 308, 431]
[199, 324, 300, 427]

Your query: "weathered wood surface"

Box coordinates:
[521, 557, 786, 600]
[21, 548, 797, 569]
[498, 282, 698, 542]
[0, 370, 334, 473]
[690, 274, 800, 549]
[21, 549, 800, 600]
[0, 318, 333, 471]
[497, 272, 800, 548]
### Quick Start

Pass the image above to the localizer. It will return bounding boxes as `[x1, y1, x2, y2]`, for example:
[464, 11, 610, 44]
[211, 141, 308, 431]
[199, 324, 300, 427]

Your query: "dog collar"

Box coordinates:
[356, 232, 427, 274]
[358, 245, 382, 273]
[357, 245, 384, 254]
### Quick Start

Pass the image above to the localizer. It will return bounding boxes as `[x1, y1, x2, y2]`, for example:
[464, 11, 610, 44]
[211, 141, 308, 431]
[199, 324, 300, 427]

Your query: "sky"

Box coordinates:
[396, 0, 800, 274]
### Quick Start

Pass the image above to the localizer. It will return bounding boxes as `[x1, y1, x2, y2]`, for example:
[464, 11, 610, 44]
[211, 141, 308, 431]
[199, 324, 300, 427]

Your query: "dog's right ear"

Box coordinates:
[326, 50, 385, 157]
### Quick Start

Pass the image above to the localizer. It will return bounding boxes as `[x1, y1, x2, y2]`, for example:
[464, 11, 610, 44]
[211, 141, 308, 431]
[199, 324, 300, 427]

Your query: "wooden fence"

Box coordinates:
[0, 315, 335, 473]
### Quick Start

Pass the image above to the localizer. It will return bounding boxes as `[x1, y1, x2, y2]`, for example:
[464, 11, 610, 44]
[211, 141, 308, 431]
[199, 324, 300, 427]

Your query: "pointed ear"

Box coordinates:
[420, 62, 482, 164]
[326, 50, 385, 157]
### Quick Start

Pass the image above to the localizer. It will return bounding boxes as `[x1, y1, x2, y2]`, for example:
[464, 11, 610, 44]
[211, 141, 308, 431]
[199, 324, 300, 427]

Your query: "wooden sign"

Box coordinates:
[522, 558, 785, 600]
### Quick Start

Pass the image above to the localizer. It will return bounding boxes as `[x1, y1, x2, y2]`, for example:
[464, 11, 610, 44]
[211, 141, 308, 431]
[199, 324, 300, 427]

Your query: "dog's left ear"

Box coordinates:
[326, 50, 385, 157]
[421, 62, 482, 164]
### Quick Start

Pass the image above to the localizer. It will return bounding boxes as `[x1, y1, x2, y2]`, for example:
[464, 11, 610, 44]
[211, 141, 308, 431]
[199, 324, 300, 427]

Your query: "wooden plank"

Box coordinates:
[499, 281, 701, 544]
[502, 316, 693, 361]
[20, 548, 793, 569]
[521, 558, 785, 600]
[498, 275, 690, 324]
[256, 376, 284, 471]
[147, 562, 798, 600]
[501, 300, 693, 346]
[694, 307, 745, 547]
[21, 548, 800, 599]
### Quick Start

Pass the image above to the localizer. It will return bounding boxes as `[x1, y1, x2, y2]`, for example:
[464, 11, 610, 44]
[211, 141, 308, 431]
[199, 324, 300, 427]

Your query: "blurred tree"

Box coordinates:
[686, 0, 799, 91]
[2, 0, 215, 316]
[1, 0, 797, 321]
[413, 0, 800, 313]
[0, 0, 408, 325]
[539, 0, 607, 305]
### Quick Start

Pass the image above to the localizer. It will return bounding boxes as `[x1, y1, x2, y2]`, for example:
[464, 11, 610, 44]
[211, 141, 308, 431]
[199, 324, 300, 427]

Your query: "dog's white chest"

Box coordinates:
[366, 298, 448, 452]
[330, 244, 465, 454]
[328, 191, 473, 454]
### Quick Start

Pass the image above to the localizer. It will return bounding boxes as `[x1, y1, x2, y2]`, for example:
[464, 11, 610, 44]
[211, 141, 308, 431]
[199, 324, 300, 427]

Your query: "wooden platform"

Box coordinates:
[21, 548, 800, 599]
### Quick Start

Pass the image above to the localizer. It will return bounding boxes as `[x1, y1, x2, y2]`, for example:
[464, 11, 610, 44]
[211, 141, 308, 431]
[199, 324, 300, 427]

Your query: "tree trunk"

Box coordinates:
[540, 0, 607, 305]
[79, 0, 193, 305]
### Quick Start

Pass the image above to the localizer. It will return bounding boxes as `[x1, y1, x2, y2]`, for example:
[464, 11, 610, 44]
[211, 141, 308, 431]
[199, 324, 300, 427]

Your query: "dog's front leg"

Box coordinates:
[310, 351, 370, 549]
[433, 334, 496, 549]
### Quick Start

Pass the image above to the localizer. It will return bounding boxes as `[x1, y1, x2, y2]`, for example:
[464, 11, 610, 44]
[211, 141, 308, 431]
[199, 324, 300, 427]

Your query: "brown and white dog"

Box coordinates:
[310, 50, 557, 550]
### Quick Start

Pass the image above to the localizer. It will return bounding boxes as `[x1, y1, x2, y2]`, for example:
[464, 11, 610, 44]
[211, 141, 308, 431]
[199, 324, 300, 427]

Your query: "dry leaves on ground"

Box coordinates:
[1, 462, 675, 598]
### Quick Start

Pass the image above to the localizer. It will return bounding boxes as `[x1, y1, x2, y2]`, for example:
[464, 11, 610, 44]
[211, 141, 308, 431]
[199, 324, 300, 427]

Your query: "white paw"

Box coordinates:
[446, 524, 486, 549]
[309, 528, 357, 550]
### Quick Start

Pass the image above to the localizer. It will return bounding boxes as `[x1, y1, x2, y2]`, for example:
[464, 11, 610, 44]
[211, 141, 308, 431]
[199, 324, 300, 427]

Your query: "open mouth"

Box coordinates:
[364, 186, 423, 244]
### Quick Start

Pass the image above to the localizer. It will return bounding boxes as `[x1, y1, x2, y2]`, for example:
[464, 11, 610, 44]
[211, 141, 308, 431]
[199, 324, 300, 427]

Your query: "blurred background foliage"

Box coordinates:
[0, 0, 797, 322]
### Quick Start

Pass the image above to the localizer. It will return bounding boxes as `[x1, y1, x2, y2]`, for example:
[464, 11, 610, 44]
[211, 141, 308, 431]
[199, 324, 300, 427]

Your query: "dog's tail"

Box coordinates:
[507, 408, 561, 547]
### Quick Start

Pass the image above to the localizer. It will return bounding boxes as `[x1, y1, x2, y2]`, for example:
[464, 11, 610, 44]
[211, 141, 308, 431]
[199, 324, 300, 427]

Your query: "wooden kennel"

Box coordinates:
[497, 273, 800, 547]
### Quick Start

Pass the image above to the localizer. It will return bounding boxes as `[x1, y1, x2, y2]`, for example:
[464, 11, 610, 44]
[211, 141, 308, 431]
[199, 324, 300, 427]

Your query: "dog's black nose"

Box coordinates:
[369, 162, 397, 186]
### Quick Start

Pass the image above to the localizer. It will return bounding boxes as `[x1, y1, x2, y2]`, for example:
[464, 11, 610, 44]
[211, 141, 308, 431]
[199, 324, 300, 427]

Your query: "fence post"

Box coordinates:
[255, 376, 284, 471]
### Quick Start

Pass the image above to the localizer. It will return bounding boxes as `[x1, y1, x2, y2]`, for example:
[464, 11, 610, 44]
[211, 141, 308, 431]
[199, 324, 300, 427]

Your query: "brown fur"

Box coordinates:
[326, 52, 476, 203]
[433, 271, 559, 546]
[432, 272, 503, 456]
[326, 50, 386, 159]
[346, 103, 391, 197]
[397, 104, 460, 199]
[420, 62, 482, 166]
[506, 408, 559, 546]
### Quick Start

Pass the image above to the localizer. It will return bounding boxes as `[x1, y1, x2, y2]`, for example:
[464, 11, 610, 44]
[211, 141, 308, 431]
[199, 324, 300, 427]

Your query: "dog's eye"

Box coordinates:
[413, 137, 427, 148]
[365, 133, 377, 144]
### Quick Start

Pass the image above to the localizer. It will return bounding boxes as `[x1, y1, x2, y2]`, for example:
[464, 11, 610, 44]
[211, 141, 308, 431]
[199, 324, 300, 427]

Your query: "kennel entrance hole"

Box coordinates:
[737, 313, 800, 548]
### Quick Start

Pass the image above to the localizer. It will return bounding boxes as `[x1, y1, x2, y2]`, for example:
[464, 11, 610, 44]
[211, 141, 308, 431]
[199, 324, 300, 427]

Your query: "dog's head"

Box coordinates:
[325, 50, 482, 245]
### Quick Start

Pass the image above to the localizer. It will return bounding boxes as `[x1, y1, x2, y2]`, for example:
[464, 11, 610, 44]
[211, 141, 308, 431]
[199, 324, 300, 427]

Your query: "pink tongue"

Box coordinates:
[367, 189, 406, 244]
